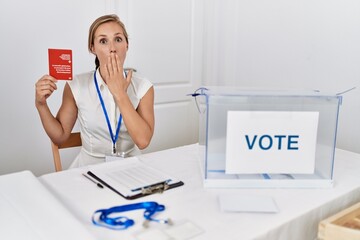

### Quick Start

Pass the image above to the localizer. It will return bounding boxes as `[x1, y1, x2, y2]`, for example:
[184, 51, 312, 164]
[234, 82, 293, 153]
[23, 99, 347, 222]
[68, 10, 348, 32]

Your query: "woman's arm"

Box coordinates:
[100, 54, 155, 149]
[35, 76, 78, 145]
[115, 85, 155, 149]
[101, 54, 155, 149]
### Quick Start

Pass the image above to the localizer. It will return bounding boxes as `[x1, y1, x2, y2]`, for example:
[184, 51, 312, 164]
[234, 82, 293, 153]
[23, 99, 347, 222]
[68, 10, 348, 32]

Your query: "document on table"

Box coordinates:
[88, 157, 184, 199]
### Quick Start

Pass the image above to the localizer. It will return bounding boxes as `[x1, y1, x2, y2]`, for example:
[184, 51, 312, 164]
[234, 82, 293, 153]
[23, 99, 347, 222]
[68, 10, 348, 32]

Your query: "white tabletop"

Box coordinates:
[39, 144, 360, 240]
[0, 171, 96, 240]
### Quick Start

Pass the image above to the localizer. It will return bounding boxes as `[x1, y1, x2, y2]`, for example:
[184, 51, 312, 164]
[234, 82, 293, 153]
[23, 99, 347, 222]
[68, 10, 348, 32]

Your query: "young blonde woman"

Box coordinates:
[35, 14, 154, 168]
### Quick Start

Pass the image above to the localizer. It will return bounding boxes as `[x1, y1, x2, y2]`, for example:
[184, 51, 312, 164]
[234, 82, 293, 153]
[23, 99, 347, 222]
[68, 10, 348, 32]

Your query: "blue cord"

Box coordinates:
[92, 202, 170, 230]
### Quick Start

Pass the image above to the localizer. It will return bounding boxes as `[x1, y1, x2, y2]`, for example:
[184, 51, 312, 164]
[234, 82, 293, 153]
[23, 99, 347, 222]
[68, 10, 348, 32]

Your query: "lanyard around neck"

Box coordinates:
[93, 70, 122, 153]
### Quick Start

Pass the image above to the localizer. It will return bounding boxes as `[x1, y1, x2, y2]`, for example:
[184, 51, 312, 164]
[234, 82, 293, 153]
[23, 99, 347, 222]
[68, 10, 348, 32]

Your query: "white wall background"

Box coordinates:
[0, 0, 359, 176]
[202, 0, 360, 153]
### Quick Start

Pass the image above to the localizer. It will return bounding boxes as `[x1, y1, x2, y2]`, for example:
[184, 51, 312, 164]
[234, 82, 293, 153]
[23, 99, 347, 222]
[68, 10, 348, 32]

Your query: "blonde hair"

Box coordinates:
[88, 14, 129, 69]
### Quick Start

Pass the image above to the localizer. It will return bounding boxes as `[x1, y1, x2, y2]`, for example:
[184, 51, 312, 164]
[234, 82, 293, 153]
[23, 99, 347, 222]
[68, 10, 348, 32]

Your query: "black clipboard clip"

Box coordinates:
[141, 182, 170, 195]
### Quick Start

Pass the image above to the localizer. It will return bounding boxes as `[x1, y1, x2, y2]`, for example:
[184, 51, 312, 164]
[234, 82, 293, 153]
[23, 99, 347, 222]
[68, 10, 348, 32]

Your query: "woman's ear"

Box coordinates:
[90, 45, 95, 54]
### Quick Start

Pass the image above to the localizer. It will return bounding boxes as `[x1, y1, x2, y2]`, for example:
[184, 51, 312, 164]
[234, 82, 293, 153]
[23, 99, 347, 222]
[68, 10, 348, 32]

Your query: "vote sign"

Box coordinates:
[225, 111, 319, 174]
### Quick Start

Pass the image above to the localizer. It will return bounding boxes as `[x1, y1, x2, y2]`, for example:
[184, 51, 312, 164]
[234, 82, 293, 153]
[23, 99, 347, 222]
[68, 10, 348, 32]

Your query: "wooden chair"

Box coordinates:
[51, 132, 82, 172]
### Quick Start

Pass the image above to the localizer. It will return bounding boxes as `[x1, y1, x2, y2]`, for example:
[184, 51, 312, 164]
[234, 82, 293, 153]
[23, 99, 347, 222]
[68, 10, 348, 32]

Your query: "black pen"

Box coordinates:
[82, 173, 104, 188]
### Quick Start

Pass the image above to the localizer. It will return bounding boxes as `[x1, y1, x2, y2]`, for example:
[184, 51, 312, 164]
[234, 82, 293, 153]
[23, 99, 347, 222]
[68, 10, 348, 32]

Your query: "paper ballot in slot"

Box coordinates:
[88, 157, 184, 200]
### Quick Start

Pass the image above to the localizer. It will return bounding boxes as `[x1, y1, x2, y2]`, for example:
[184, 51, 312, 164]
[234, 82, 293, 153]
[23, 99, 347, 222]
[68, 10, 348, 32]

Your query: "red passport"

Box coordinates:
[48, 48, 73, 80]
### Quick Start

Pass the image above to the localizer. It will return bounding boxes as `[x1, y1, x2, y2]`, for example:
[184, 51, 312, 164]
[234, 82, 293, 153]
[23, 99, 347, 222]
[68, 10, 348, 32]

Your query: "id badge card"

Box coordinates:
[105, 143, 127, 162]
[105, 155, 125, 162]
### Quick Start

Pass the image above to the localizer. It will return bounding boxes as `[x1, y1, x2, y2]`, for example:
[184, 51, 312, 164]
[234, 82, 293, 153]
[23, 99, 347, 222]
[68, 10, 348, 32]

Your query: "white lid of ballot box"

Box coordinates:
[195, 87, 342, 188]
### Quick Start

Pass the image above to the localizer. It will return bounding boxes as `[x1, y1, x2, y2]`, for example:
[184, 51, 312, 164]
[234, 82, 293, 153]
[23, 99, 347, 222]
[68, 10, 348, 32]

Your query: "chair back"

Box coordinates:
[51, 132, 81, 172]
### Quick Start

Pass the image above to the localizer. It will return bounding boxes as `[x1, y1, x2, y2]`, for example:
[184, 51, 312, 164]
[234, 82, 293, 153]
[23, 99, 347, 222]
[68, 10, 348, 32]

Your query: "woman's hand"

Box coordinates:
[35, 75, 58, 107]
[100, 52, 132, 100]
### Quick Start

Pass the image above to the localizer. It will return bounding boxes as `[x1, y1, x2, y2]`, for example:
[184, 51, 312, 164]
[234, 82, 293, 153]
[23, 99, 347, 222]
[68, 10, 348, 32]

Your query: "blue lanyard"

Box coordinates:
[93, 70, 122, 154]
[92, 202, 171, 230]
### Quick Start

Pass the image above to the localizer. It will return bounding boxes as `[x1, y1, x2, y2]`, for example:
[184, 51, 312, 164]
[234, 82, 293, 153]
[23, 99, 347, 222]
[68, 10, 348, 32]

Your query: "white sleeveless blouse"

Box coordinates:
[67, 69, 152, 168]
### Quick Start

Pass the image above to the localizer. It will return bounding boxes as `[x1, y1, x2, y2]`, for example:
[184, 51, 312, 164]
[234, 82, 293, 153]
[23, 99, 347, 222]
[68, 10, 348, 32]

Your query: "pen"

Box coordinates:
[82, 173, 104, 188]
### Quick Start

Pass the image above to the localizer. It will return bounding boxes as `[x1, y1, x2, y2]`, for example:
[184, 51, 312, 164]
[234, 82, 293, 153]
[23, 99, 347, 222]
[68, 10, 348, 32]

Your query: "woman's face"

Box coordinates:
[91, 21, 128, 67]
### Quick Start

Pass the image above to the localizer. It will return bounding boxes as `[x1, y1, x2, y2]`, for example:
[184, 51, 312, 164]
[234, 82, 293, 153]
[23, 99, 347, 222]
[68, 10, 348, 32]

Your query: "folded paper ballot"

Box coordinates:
[219, 194, 279, 213]
[0, 171, 96, 240]
[88, 157, 184, 199]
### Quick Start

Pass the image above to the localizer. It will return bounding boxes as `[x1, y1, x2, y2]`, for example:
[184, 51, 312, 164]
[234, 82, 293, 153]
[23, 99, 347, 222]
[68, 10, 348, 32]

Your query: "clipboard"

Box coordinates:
[87, 157, 184, 200]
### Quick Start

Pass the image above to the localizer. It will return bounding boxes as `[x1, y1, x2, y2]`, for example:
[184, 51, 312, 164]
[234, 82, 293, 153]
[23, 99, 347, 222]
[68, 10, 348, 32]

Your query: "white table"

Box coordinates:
[39, 144, 360, 240]
[0, 171, 96, 240]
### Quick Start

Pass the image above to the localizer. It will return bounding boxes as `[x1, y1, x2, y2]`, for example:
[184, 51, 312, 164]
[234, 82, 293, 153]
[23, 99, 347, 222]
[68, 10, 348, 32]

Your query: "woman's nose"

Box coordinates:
[109, 42, 116, 53]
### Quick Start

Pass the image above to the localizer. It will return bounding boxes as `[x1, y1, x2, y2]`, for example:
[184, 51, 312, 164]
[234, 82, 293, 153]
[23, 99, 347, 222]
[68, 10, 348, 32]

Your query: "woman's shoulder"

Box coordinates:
[67, 70, 94, 87]
[131, 71, 152, 87]
[75, 70, 94, 81]
[129, 71, 153, 98]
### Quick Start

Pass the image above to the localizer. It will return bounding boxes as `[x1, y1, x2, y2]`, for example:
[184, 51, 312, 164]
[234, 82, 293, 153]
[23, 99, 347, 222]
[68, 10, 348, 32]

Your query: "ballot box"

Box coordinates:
[194, 87, 342, 188]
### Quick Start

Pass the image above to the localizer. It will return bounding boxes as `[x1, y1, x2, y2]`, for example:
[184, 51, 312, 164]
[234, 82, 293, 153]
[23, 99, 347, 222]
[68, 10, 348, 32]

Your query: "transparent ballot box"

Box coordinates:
[194, 87, 342, 188]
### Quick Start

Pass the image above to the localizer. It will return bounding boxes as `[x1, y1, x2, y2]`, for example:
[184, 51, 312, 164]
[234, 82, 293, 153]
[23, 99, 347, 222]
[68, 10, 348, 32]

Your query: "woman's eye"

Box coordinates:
[99, 39, 107, 44]
[115, 37, 123, 43]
